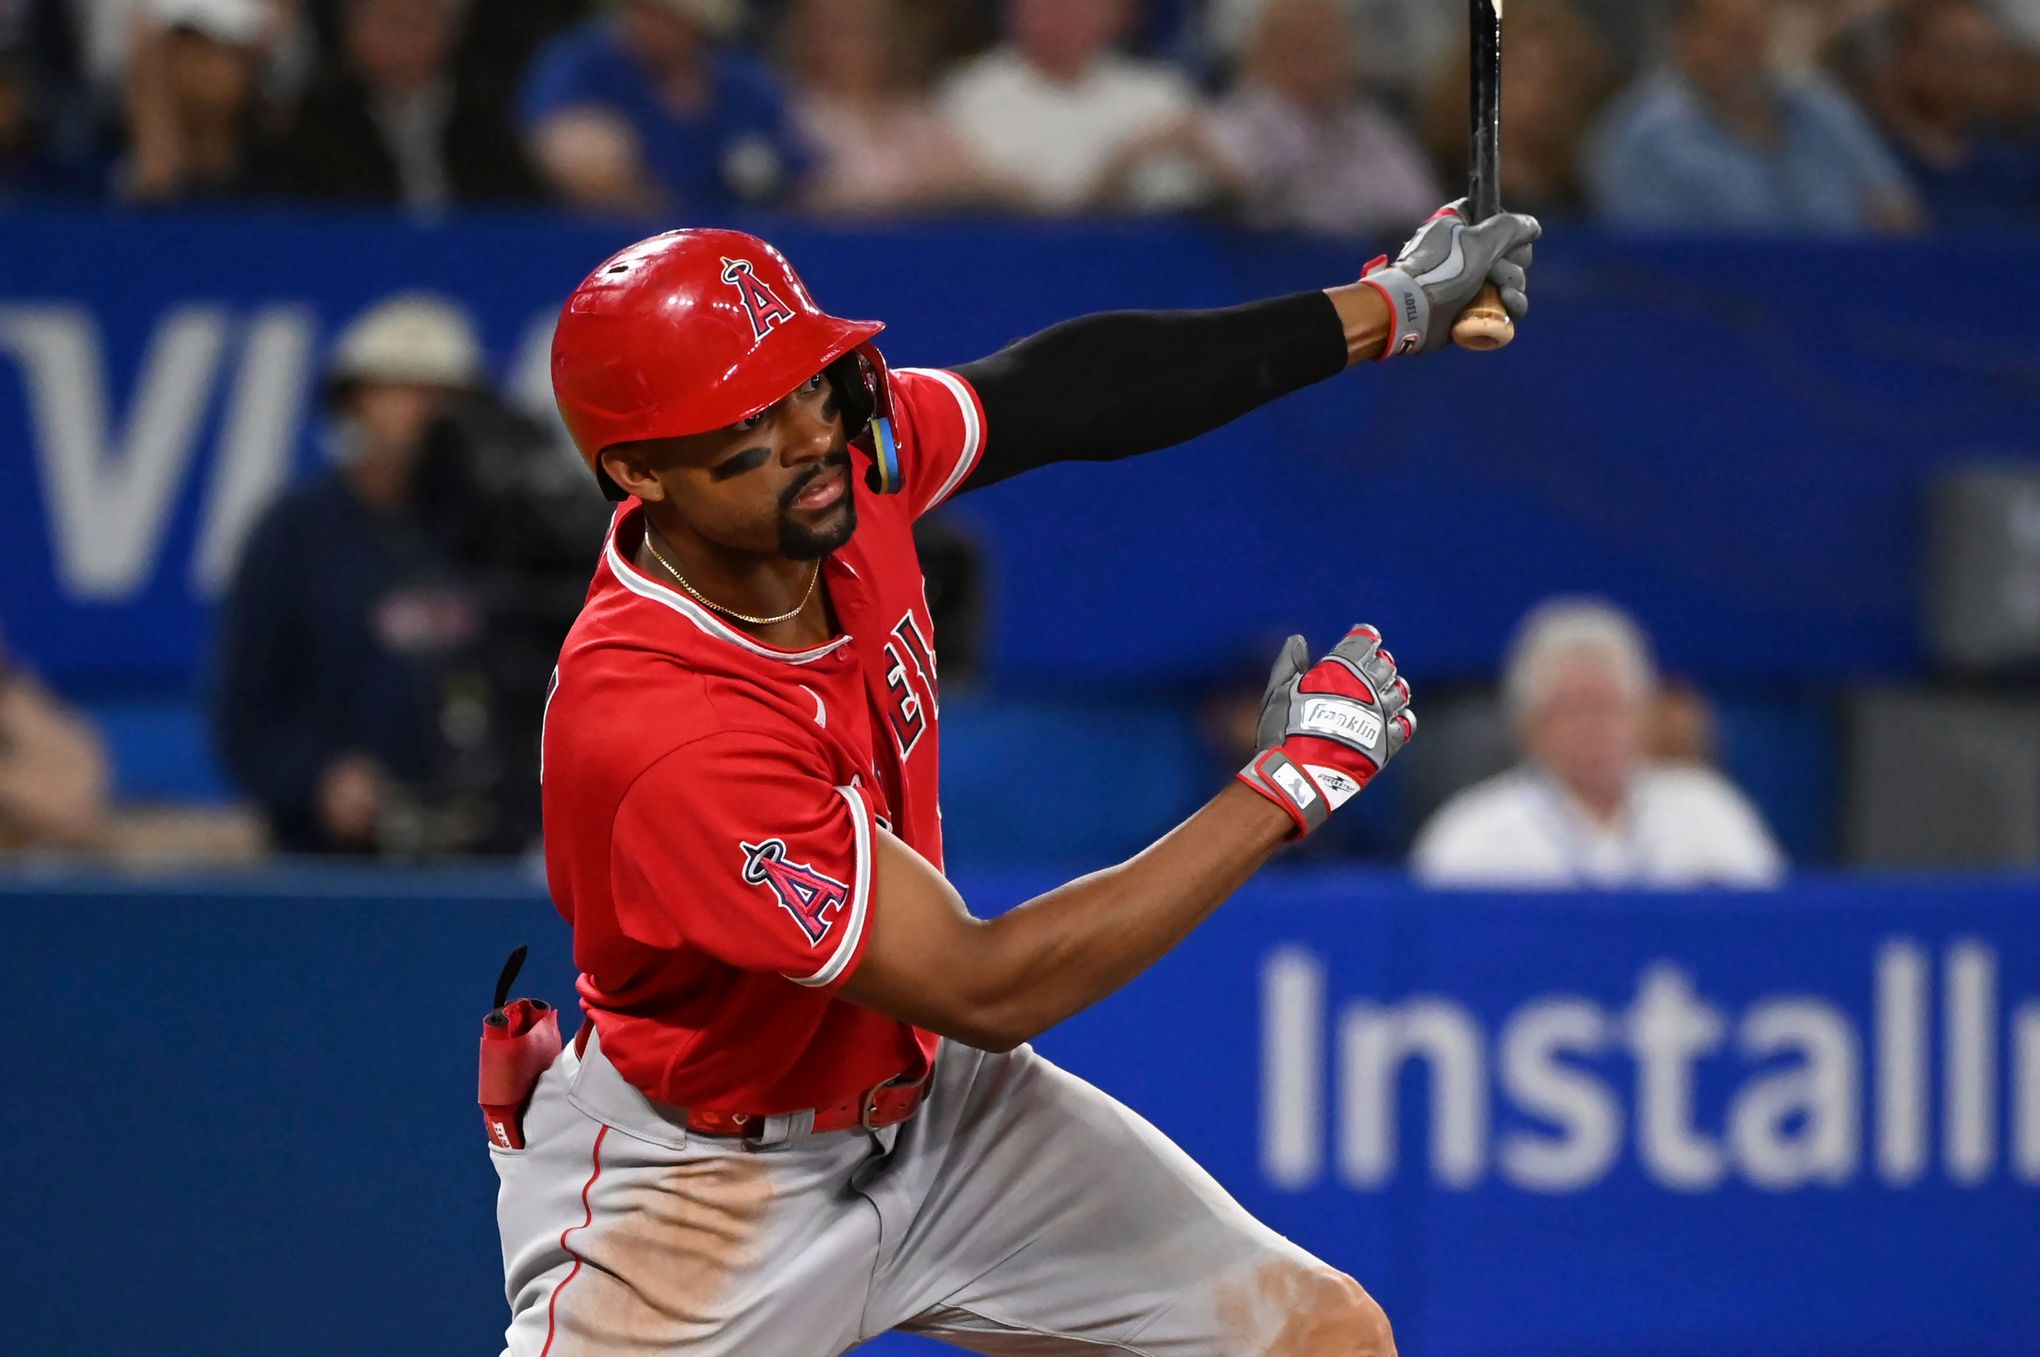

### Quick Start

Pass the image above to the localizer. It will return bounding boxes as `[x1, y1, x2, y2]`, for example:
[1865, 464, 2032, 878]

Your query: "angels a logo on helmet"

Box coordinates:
[721, 257, 798, 341]
[741, 838, 851, 946]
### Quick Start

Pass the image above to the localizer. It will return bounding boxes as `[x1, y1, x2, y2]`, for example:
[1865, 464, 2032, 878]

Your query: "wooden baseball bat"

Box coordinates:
[1453, 0, 1515, 351]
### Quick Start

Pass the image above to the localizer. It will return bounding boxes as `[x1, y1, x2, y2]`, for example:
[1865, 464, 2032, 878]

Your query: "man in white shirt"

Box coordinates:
[1412, 598, 1784, 888]
[939, 0, 1210, 213]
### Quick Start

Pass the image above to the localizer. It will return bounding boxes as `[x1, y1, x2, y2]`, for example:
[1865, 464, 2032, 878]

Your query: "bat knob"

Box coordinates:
[1452, 283, 1515, 353]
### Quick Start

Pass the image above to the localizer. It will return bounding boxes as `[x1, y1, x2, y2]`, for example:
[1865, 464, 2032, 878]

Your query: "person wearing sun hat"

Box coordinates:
[212, 294, 493, 855]
[120, 0, 280, 201]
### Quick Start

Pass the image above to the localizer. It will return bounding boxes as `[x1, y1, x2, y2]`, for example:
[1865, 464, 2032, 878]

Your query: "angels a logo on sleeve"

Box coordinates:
[741, 838, 852, 946]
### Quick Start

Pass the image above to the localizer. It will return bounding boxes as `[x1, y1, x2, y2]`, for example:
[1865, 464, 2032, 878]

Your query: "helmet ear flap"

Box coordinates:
[825, 351, 875, 438]
[828, 346, 903, 496]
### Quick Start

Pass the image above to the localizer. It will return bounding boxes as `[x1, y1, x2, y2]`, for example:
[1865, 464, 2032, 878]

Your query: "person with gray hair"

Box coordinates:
[1412, 597, 1783, 887]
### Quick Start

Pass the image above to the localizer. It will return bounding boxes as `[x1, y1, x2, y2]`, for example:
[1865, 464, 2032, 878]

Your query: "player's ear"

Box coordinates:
[601, 441, 669, 504]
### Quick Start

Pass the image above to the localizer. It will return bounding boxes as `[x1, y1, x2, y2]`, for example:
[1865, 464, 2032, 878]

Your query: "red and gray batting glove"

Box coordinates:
[1237, 626, 1416, 837]
[1361, 199, 1541, 359]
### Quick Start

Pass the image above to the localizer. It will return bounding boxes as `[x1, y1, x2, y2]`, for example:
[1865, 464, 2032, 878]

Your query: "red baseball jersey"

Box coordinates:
[540, 368, 986, 1114]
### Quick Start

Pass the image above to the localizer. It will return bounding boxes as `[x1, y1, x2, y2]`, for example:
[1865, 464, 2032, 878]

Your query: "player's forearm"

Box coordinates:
[954, 292, 1350, 492]
[967, 782, 1293, 1050]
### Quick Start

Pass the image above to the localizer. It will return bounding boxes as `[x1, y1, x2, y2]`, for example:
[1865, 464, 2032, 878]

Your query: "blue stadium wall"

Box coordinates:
[3, 868, 2037, 1356]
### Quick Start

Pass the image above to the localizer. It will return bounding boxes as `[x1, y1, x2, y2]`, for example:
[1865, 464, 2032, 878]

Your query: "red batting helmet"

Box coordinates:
[550, 228, 902, 498]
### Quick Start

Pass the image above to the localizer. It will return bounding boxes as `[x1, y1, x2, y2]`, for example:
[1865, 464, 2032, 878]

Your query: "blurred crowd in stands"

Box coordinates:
[4, 0, 2038, 875]
[1, 0, 2036, 233]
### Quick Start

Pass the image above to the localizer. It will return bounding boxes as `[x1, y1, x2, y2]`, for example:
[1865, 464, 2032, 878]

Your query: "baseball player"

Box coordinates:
[494, 203, 1539, 1356]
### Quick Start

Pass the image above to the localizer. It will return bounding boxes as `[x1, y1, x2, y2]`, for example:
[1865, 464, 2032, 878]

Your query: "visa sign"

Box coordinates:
[1261, 939, 2040, 1194]
[0, 301, 560, 603]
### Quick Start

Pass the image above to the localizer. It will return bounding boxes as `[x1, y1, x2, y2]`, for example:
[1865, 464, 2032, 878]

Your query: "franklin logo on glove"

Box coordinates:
[1301, 699, 1383, 747]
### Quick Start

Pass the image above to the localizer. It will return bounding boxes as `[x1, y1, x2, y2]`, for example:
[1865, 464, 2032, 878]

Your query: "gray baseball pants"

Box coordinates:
[491, 1026, 1386, 1355]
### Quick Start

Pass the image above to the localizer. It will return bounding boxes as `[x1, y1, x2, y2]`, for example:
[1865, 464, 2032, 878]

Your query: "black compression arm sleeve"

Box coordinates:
[951, 290, 1350, 491]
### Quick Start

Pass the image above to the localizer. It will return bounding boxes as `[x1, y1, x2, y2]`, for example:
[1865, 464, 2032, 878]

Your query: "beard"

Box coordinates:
[777, 453, 857, 561]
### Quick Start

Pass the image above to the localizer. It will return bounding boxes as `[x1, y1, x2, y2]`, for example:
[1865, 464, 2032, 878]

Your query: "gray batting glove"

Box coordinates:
[1236, 625, 1416, 837]
[1361, 200, 1542, 359]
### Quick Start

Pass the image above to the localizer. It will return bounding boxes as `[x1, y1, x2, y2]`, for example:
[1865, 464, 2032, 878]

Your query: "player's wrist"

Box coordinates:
[1236, 748, 1331, 838]
[1224, 772, 1312, 847]
[1356, 267, 1426, 362]
[1325, 281, 1395, 368]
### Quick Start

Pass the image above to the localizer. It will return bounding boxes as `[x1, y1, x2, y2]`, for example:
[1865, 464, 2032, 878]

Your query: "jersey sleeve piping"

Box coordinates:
[898, 367, 986, 517]
[787, 782, 875, 989]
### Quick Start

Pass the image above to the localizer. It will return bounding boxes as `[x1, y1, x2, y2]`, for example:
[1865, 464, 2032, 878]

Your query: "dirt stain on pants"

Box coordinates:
[554, 1152, 776, 1354]
[1217, 1260, 1391, 1357]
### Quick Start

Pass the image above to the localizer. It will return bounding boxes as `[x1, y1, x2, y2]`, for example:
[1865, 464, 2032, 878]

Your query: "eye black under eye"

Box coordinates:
[710, 447, 770, 480]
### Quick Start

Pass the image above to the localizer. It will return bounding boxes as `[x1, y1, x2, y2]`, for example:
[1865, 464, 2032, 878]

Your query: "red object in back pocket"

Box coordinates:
[478, 998, 562, 1150]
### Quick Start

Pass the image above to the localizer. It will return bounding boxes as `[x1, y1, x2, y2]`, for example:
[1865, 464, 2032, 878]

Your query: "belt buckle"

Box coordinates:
[860, 1069, 923, 1131]
[859, 1079, 888, 1131]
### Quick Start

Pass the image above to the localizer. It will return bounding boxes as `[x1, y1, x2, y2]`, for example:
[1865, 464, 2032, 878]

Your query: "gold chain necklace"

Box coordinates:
[642, 529, 819, 627]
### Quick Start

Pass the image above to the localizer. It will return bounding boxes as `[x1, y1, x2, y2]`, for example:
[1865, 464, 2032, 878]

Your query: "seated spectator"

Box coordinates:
[279, 0, 541, 211]
[119, 0, 280, 203]
[520, 0, 800, 215]
[1412, 599, 1784, 888]
[1421, 0, 1617, 219]
[1206, 0, 1458, 111]
[1868, 0, 2040, 222]
[781, 0, 989, 218]
[1585, 0, 1923, 234]
[940, 0, 1212, 214]
[0, 628, 109, 853]
[214, 296, 488, 855]
[1205, 0, 1442, 236]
